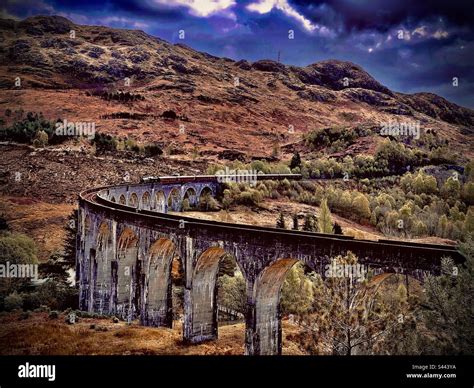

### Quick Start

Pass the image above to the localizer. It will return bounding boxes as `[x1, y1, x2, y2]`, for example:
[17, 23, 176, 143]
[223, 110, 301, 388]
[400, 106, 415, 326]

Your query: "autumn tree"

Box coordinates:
[318, 198, 333, 233]
[217, 271, 246, 314]
[463, 182, 474, 205]
[441, 176, 461, 204]
[280, 263, 314, 316]
[352, 193, 371, 222]
[296, 253, 410, 355]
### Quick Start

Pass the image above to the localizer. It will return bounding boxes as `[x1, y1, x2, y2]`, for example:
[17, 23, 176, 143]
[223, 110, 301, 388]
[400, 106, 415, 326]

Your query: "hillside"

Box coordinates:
[0, 15, 473, 160]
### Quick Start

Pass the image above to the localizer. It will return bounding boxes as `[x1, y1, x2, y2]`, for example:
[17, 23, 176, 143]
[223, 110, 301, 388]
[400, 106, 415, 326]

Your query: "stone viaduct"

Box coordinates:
[77, 174, 465, 355]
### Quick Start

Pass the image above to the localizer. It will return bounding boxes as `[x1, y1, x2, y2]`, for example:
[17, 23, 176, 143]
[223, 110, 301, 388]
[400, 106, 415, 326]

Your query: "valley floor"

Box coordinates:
[0, 311, 306, 355]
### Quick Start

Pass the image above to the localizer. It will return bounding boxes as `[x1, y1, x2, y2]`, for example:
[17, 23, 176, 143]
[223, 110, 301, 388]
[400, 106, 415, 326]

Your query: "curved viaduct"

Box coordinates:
[77, 174, 465, 355]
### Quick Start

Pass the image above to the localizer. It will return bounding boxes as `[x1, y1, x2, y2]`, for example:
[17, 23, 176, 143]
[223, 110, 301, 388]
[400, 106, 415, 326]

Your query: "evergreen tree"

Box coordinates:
[39, 253, 71, 285]
[39, 211, 78, 287]
[292, 214, 299, 230]
[318, 198, 333, 233]
[303, 214, 317, 232]
[333, 222, 343, 235]
[0, 216, 8, 231]
[290, 152, 301, 170]
[422, 238, 474, 354]
[276, 212, 286, 229]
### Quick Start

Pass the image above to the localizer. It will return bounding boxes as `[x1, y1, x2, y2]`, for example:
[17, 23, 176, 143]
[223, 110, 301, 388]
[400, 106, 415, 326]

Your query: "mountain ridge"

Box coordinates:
[0, 15, 472, 158]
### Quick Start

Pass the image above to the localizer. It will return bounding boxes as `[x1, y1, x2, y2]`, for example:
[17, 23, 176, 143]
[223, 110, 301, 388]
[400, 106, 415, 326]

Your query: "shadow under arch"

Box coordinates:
[141, 237, 178, 327]
[155, 191, 166, 212]
[118, 194, 126, 205]
[186, 246, 241, 343]
[129, 192, 139, 208]
[167, 188, 181, 211]
[91, 221, 113, 314]
[183, 187, 197, 209]
[141, 191, 151, 210]
[198, 186, 213, 210]
[114, 227, 139, 321]
[254, 258, 299, 355]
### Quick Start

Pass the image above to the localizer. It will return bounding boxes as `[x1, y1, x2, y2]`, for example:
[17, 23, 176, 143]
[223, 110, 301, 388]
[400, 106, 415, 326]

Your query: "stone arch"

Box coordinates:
[119, 194, 126, 205]
[91, 221, 113, 314]
[155, 191, 166, 212]
[198, 186, 213, 210]
[141, 191, 151, 210]
[185, 246, 239, 343]
[129, 192, 139, 208]
[167, 188, 181, 212]
[254, 258, 298, 355]
[114, 227, 139, 321]
[369, 272, 421, 299]
[183, 187, 197, 209]
[141, 238, 177, 327]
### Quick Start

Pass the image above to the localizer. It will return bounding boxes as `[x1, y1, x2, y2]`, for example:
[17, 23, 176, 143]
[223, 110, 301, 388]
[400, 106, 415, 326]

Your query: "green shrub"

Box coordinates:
[0, 112, 58, 144]
[144, 143, 163, 157]
[217, 272, 246, 314]
[21, 292, 42, 311]
[4, 292, 23, 311]
[19, 311, 31, 320]
[182, 199, 191, 211]
[304, 126, 358, 150]
[92, 132, 117, 153]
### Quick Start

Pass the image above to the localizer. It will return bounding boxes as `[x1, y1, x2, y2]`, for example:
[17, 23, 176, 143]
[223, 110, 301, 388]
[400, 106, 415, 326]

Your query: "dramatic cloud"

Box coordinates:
[150, 0, 236, 18]
[246, 0, 316, 32]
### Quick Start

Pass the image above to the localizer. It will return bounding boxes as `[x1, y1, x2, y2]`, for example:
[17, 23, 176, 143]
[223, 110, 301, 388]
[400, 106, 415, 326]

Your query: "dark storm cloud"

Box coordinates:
[48, 0, 185, 20]
[292, 0, 474, 33]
